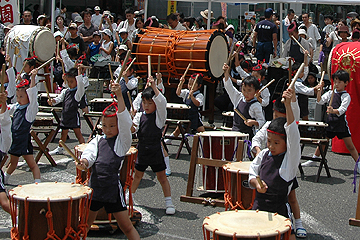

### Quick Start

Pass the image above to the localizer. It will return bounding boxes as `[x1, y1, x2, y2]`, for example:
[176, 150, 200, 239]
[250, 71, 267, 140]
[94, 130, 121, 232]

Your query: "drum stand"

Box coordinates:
[298, 138, 331, 182]
[180, 135, 244, 207]
[38, 106, 63, 143]
[83, 112, 103, 142]
[31, 127, 57, 166]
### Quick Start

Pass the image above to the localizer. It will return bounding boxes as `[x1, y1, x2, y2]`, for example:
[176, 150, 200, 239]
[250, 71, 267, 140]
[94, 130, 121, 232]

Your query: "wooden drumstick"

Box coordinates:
[288, 58, 292, 82]
[1, 64, 5, 93]
[182, 63, 191, 80]
[147, 55, 151, 78]
[124, 57, 136, 73]
[56, 41, 60, 63]
[234, 108, 248, 122]
[43, 81, 51, 99]
[281, 63, 305, 103]
[117, 50, 131, 83]
[59, 140, 80, 164]
[328, 84, 335, 115]
[157, 54, 161, 74]
[258, 79, 275, 94]
[291, 36, 311, 58]
[127, 91, 135, 113]
[256, 176, 264, 188]
[228, 41, 244, 63]
[227, 40, 237, 65]
[187, 74, 199, 99]
[108, 63, 114, 82]
[37, 57, 56, 70]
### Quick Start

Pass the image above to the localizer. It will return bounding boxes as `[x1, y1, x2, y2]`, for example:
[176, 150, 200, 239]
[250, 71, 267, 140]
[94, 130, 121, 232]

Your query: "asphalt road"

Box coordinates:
[0, 112, 359, 240]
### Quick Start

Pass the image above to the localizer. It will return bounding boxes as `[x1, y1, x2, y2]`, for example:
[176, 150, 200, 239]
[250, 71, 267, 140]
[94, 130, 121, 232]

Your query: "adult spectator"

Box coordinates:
[193, 17, 204, 31]
[75, 16, 83, 28]
[200, 9, 214, 26]
[37, 15, 47, 26]
[116, 8, 136, 43]
[71, 7, 81, 22]
[66, 23, 86, 58]
[55, 15, 70, 40]
[130, 17, 144, 42]
[91, 6, 102, 28]
[55, 3, 67, 22]
[78, 11, 99, 48]
[166, 13, 186, 31]
[99, 11, 118, 46]
[300, 13, 321, 51]
[282, 9, 295, 43]
[281, 22, 311, 63]
[251, 8, 278, 63]
[326, 20, 348, 48]
[273, 12, 281, 57]
[20, 10, 32, 25]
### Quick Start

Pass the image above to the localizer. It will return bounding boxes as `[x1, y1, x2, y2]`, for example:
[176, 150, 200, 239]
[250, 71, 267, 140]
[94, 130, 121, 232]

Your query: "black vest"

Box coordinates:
[233, 98, 257, 139]
[9, 106, 33, 153]
[327, 91, 347, 132]
[60, 89, 80, 128]
[185, 90, 201, 117]
[290, 37, 304, 63]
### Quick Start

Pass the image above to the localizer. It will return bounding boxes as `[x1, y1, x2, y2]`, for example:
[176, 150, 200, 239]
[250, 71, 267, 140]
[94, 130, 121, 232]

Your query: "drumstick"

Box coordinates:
[124, 57, 136, 73]
[328, 84, 335, 115]
[56, 41, 60, 63]
[62, 23, 71, 40]
[148, 55, 151, 78]
[226, 40, 237, 65]
[281, 63, 305, 103]
[256, 176, 264, 188]
[108, 63, 114, 82]
[1, 64, 5, 93]
[187, 74, 199, 99]
[117, 50, 131, 83]
[43, 81, 51, 99]
[157, 54, 161, 74]
[234, 108, 247, 122]
[288, 58, 292, 82]
[182, 63, 191, 80]
[37, 57, 56, 70]
[258, 79, 275, 94]
[127, 91, 135, 113]
[59, 140, 80, 164]
[291, 36, 311, 58]
[228, 41, 243, 63]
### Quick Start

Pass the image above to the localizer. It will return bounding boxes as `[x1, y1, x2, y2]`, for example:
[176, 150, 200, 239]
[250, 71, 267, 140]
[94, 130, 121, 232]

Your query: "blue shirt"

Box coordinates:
[255, 20, 277, 42]
[88, 42, 101, 58]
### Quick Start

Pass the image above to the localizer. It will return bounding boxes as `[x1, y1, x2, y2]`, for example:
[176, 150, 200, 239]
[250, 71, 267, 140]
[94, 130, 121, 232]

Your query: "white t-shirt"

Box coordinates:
[116, 19, 136, 42]
[91, 14, 102, 28]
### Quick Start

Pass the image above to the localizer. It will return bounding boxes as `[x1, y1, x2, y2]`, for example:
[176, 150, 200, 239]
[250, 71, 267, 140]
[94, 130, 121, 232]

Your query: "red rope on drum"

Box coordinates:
[63, 196, 77, 240]
[78, 191, 92, 239]
[9, 193, 19, 240]
[202, 223, 210, 240]
[125, 150, 137, 217]
[212, 229, 219, 240]
[275, 230, 281, 240]
[233, 232, 237, 240]
[44, 198, 61, 240]
[23, 197, 30, 240]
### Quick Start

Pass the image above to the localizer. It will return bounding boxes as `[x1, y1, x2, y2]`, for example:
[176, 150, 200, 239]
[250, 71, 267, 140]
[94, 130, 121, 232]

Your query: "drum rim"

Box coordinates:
[166, 103, 191, 109]
[9, 182, 92, 202]
[206, 29, 228, 79]
[203, 210, 291, 237]
[297, 120, 328, 127]
[223, 161, 252, 173]
[197, 131, 248, 137]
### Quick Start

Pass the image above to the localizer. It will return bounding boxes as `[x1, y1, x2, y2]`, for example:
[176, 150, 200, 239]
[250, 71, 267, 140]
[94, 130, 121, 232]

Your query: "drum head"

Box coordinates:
[207, 31, 228, 79]
[32, 29, 56, 62]
[9, 182, 92, 202]
[198, 131, 248, 138]
[223, 161, 252, 173]
[298, 120, 328, 127]
[203, 210, 291, 238]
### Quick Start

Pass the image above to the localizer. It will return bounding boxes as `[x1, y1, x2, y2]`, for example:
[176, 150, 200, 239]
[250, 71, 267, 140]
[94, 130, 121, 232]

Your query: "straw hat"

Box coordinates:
[200, 9, 214, 20]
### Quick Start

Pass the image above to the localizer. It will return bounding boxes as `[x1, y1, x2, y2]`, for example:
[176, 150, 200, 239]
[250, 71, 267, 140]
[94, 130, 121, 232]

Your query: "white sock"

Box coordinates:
[164, 156, 171, 171]
[165, 196, 173, 207]
[295, 218, 304, 229]
[312, 154, 319, 159]
[34, 179, 41, 183]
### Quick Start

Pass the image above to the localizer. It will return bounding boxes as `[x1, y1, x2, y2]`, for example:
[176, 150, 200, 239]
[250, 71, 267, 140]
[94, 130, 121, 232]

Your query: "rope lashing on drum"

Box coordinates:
[352, 155, 360, 193]
[63, 196, 78, 240]
[44, 198, 60, 240]
[78, 191, 93, 239]
[125, 150, 137, 217]
[23, 197, 30, 240]
[9, 191, 20, 240]
[202, 222, 210, 240]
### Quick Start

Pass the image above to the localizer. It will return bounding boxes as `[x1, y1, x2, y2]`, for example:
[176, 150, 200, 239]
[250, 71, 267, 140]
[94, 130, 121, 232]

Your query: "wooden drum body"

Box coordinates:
[202, 210, 291, 240]
[89, 98, 114, 112]
[298, 120, 328, 139]
[9, 182, 92, 240]
[198, 131, 249, 192]
[132, 28, 228, 82]
[167, 103, 190, 120]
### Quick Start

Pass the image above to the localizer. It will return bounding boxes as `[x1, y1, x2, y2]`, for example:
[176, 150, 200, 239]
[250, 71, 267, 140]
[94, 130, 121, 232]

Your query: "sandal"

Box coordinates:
[166, 205, 175, 215]
[296, 228, 307, 238]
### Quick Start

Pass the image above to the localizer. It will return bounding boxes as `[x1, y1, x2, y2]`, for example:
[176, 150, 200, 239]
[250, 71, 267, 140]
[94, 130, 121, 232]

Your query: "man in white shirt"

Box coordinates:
[166, 13, 186, 31]
[300, 13, 321, 51]
[116, 8, 136, 43]
[91, 6, 102, 28]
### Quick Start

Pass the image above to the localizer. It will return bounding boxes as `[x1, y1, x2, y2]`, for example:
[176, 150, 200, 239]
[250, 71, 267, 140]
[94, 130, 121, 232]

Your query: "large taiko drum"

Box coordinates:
[5, 25, 56, 72]
[8, 182, 92, 240]
[198, 131, 249, 192]
[132, 28, 228, 82]
[202, 210, 291, 240]
[328, 42, 360, 154]
[223, 161, 255, 211]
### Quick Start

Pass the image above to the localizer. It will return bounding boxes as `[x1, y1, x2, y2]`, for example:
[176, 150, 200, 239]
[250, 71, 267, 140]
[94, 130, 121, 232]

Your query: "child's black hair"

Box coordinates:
[268, 117, 287, 140]
[191, 73, 203, 86]
[252, 67, 266, 78]
[142, 86, 155, 100]
[66, 68, 78, 78]
[240, 60, 252, 73]
[273, 97, 286, 114]
[242, 76, 260, 90]
[67, 47, 78, 59]
[26, 59, 36, 68]
[332, 70, 349, 83]
[103, 105, 117, 116]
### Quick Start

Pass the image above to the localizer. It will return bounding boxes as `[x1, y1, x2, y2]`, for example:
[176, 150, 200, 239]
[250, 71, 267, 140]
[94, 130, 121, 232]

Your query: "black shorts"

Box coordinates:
[135, 162, 166, 173]
[90, 194, 127, 213]
[189, 113, 203, 130]
[291, 177, 299, 191]
[326, 130, 351, 140]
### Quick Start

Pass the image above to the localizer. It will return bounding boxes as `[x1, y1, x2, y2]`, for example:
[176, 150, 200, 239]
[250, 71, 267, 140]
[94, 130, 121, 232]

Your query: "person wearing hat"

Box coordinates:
[36, 14, 47, 26]
[326, 20, 349, 48]
[166, 13, 186, 31]
[350, 18, 360, 31]
[75, 15, 84, 28]
[298, 28, 314, 60]
[78, 10, 99, 48]
[91, 6, 102, 28]
[99, 29, 114, 61]
[281, 22, 311, 64]
[99, 11, 117, 45]
[299, 13, 321, 51]
[135, 9, 145, 22]
[251, 8, 278, 63]
[116, 8, 136, 43]
[118, 28, 132, 50]
[66, 22, 86, 58]
[200, 9, 214, 25]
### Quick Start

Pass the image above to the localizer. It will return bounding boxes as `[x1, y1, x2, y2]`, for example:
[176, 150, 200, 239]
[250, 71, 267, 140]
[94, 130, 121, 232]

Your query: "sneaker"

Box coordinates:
[296, 228, 307, 238]
[164, 139, 172, 145]
[49, 146, 64, 155]
[166, 205, 175, 215]
[301, 160, 317, 167]
[165, 168, 172, 176]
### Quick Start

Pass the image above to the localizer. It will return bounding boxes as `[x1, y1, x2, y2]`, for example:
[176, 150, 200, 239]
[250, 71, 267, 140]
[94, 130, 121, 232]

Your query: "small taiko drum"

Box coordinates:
[90, 98, 114, 112]
[222, 111, 234, 128]
[198, 131, 249, 192]
[298, 120, 328, 139]
[223, 161, 255, 210]
[8, 182, 92, 240]
[38, 93, 62, 107]
[33, 112, 54, 127]
[166, 103, 190, 120]
[202, 210, 291, 240]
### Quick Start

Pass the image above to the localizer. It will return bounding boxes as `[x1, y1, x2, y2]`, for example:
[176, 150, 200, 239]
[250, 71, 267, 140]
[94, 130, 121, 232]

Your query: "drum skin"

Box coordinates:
[329, 42, 360, 154]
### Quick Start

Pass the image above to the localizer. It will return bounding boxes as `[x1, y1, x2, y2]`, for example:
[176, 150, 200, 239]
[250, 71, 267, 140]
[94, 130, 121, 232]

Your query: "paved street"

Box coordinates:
[0, 112, 359, 240]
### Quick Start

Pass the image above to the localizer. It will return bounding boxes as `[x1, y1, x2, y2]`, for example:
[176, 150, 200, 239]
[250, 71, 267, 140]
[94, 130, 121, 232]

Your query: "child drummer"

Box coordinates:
[165, 73, 205, 144]
[76, 82, 140, 239]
